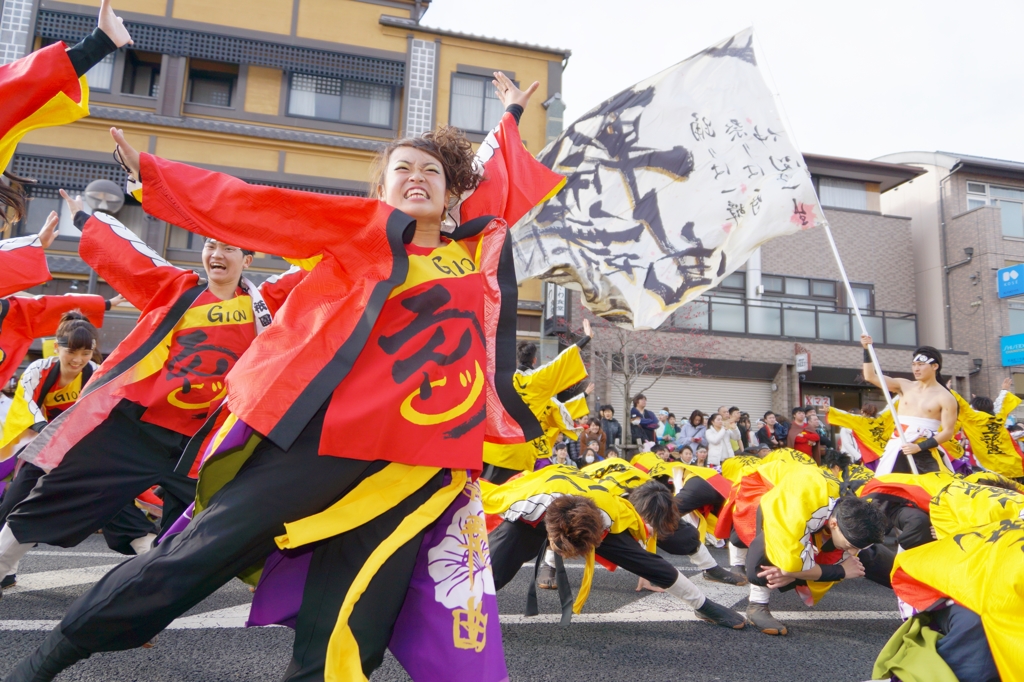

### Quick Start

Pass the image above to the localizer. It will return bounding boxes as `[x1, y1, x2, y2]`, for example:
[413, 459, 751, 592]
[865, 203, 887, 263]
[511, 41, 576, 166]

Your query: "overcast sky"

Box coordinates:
[424, 0, 1024, 163]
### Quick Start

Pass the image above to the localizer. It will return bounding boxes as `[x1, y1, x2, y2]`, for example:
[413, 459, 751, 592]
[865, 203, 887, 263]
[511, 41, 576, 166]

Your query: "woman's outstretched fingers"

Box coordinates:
[59, 188, 85, 215]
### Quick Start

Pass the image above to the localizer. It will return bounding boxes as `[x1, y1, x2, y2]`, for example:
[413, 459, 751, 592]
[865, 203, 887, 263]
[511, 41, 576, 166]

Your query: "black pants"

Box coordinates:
[744, 527, 894, 589]
[7, 401, 195, 547]
[57, 403, 442, 681]
[0, 461, 156, 556]
[933, 604, 999, 682]
[674, 476, 723, 516]
[655, 523, 702, 557]
[488, 520, 679, 591]
[889, 449, 942, 474]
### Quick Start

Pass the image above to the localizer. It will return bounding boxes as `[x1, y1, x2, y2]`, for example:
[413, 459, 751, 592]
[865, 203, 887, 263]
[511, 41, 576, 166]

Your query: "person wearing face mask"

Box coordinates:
[0, 193, 306, 609]
[582, 439, 604, 465]
[5, 74, 561, 682]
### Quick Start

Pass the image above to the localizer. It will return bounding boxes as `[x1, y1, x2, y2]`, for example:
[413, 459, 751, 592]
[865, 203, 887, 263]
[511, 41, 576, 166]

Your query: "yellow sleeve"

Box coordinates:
[760, 468, 836, 573]
[952, 391, 985, 428]
[564, 393, 591, 420]
[1, 381, 38, 453]
[517, 345, 588, 407]
[996, 391, 1023, 421]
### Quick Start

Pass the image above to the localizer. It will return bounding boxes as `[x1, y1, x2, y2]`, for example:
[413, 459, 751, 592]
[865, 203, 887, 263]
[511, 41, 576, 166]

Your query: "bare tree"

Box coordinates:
[556, 296, 721, 445]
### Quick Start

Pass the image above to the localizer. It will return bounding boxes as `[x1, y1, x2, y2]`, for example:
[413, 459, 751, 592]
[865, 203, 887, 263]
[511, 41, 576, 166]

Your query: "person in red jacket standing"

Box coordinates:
[6, 74, 561, 682]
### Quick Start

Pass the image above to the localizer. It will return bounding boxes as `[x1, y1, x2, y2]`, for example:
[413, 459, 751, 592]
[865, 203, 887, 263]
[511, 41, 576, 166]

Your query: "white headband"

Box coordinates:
[912, 354, 937, 365]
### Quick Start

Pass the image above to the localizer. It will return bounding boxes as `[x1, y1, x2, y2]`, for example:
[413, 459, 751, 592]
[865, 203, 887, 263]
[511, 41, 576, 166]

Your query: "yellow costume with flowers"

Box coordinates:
[929, 477, 1024, 540]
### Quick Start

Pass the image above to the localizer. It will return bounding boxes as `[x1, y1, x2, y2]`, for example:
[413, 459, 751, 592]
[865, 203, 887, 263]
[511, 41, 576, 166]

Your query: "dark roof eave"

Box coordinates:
[941, 152, 1024, 182]
[379, 15, 571, 59]
[804, 153, 926, 193]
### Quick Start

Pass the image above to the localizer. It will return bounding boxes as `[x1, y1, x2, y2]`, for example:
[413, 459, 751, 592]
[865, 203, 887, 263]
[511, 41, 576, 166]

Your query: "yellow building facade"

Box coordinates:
[4, 0, 568, 352]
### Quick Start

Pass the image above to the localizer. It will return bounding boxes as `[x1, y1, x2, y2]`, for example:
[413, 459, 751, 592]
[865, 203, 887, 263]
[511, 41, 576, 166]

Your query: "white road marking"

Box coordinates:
[499, 610, 900, 625]
[5, 565, 119, 593]
[21, 551, 123, 558]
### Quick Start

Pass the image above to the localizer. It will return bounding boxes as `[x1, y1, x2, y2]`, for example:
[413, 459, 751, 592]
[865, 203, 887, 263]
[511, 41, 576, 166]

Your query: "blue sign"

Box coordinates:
[1001, 334, 1024, 366]
[998, 264, 1024, 298]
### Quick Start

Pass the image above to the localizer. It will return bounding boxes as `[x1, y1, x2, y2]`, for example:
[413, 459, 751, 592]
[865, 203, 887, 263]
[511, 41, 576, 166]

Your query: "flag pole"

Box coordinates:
[820, 222, 918, 475]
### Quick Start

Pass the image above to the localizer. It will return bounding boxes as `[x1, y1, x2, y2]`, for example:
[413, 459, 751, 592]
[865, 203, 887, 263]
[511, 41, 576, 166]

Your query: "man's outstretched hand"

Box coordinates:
[98, 0, 133, 48]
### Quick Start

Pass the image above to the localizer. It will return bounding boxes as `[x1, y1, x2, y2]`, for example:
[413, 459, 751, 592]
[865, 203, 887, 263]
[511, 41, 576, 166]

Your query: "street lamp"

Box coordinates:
[82, 179, 125, 294]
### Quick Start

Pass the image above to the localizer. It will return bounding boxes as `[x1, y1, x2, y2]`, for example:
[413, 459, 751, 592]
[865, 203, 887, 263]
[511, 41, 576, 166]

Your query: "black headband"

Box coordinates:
[834, 512, 875, 550]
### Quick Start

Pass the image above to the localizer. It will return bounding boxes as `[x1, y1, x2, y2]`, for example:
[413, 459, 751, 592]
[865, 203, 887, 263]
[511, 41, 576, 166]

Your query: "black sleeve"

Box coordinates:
[817, 563, 846, 582]
[65, 27, 118, 77]
[505, 104, 524, 125]
[74, 211, 90, 230]
[574, 335, 591, 350]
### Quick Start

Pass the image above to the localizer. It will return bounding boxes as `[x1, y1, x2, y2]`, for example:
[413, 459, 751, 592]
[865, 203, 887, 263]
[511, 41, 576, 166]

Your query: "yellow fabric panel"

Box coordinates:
[0, 380, 35, 452]
[512, 344, 587, 415]
[759, 466, 839, 574]
[720, 455, 761, 483]
[826, 406, 893, 455]
[0, 76, 89, 171]
[388, 240, 478, 299]
[284, 254, 323, 271]
[480, 466, 647, 541]
[762, 447, 817, 467]
[324, 470, 466, 682]
[581, 457, 651, 496]
[893, 519, 1024, 682]
[629, 451, 663, 471]
[564, 392, 590, 420]
[572, 549, 596, 615]
[276, 463, 442, 549]
[951, 391, 1024, 477]
[929, 478, 1024, 540]
[40, 372, 81, 412]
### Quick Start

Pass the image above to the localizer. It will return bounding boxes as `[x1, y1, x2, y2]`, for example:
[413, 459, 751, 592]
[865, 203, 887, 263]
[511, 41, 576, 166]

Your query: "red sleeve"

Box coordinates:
[0, 235, 51, 297]
[140, 154, 387, 259]
[4, 294, 105, 340]
[457, 112, 565, 227]
[0, 42, 82, 145]
[257, 265, 308, 316]
[79, 212, 191, 310]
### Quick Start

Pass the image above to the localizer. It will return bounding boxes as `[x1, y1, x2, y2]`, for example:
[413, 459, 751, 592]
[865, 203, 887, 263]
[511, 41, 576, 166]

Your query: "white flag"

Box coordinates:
[513, 28, 825, 330]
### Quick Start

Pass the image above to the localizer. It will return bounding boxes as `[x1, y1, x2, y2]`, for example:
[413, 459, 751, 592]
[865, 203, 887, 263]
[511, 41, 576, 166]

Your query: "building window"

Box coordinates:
[516, 313, 541, 333]
[188, 60, 238, 108]
[964, 182, 1024, 237]
[167, 225, 203, 252]
[849, 284, 874, 312]
[122, 50, 162, 98]
[86, 52, 115, 92]
[287, 73, 392, 127]
[1010, 308, 1024, 336]
[817, 176, 868, 211]
[449, 73, 504, 134]
[720, 272, 745, 290]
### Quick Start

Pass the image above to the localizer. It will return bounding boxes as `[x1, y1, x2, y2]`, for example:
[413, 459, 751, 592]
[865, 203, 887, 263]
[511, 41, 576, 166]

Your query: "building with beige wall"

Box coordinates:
[878, 151, 1024, 408]
[1, 0, 568, 358]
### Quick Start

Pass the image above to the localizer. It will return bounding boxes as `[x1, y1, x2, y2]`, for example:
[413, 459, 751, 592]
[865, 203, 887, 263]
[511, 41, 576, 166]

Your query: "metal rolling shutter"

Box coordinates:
[609, 374, 773, 420]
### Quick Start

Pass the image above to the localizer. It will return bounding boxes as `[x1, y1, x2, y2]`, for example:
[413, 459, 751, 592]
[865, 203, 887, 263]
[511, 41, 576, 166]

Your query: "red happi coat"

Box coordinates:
[1, 235, 52, 298]
[0, 293, 106, 387]
[18, 212, 305, 471]
[136, 113, 563, 463]
[1, 40, 91, 289]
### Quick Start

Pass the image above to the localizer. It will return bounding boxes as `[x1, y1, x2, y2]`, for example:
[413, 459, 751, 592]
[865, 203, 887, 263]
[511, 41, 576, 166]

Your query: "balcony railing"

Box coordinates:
[673, 297, 918, 346]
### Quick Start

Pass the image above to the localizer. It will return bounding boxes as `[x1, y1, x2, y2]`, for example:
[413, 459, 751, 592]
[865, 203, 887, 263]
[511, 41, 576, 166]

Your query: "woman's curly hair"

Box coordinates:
[545, 495, 605, 558]
[0, 171, 35, 236]
[370, 125, 481, 206]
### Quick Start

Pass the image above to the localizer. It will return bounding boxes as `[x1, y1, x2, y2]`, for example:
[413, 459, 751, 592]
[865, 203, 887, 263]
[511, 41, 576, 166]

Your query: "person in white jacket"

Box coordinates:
[705, 413, 740, 468]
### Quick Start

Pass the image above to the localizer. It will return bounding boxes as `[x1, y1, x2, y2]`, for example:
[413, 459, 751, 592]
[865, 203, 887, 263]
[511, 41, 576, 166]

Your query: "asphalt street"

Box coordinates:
[0, 535, 899, 681]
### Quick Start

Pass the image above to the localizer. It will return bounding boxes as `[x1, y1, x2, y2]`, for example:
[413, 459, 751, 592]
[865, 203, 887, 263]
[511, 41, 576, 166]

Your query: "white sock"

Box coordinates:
[728, 542, 747, 568]
[664, 569, 706, 610]
[543, 548, 556, 569]
[6, 558, 21, 578]
[749, 584, 771, 605]
[0, 524, 33, 577]
[688, 543, 717, 571]
[130, 533, 158, 556]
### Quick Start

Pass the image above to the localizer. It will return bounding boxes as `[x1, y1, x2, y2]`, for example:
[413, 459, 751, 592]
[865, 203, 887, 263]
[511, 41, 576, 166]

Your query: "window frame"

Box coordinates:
[120, 48, 163, 99]
[186, 68, 237, 109]
[285, 72, 394, 129]
[448, 72, 508, 135]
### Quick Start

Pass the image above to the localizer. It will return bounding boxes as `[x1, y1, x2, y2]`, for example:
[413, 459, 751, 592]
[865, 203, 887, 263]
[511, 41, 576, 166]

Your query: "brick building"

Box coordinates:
[876, 151, 1024, 408]
[1, 0, 568, 365]
[581, 153, 974, 424]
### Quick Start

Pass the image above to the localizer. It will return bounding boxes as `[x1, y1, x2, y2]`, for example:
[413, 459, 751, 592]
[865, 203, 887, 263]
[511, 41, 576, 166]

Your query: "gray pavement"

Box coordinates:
[0, 535, 897, 681]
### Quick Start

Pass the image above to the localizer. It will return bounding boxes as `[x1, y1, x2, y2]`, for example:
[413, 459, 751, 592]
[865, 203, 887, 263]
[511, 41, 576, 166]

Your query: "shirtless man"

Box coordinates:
[860, 335, 957, 475]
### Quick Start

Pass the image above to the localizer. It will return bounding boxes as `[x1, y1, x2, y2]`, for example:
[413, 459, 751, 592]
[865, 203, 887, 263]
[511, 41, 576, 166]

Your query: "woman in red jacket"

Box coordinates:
[8, 74, 562, 682]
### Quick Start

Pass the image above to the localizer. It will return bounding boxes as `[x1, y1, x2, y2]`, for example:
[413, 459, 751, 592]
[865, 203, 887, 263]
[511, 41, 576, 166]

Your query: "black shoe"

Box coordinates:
[1, 574, 15, 589]
[746, 603, 788, 636]
[536, 564, 557, 590]
[703, 565, 748, 586]
[3, 626, 89, 682]
[694, 599, 746, 629]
